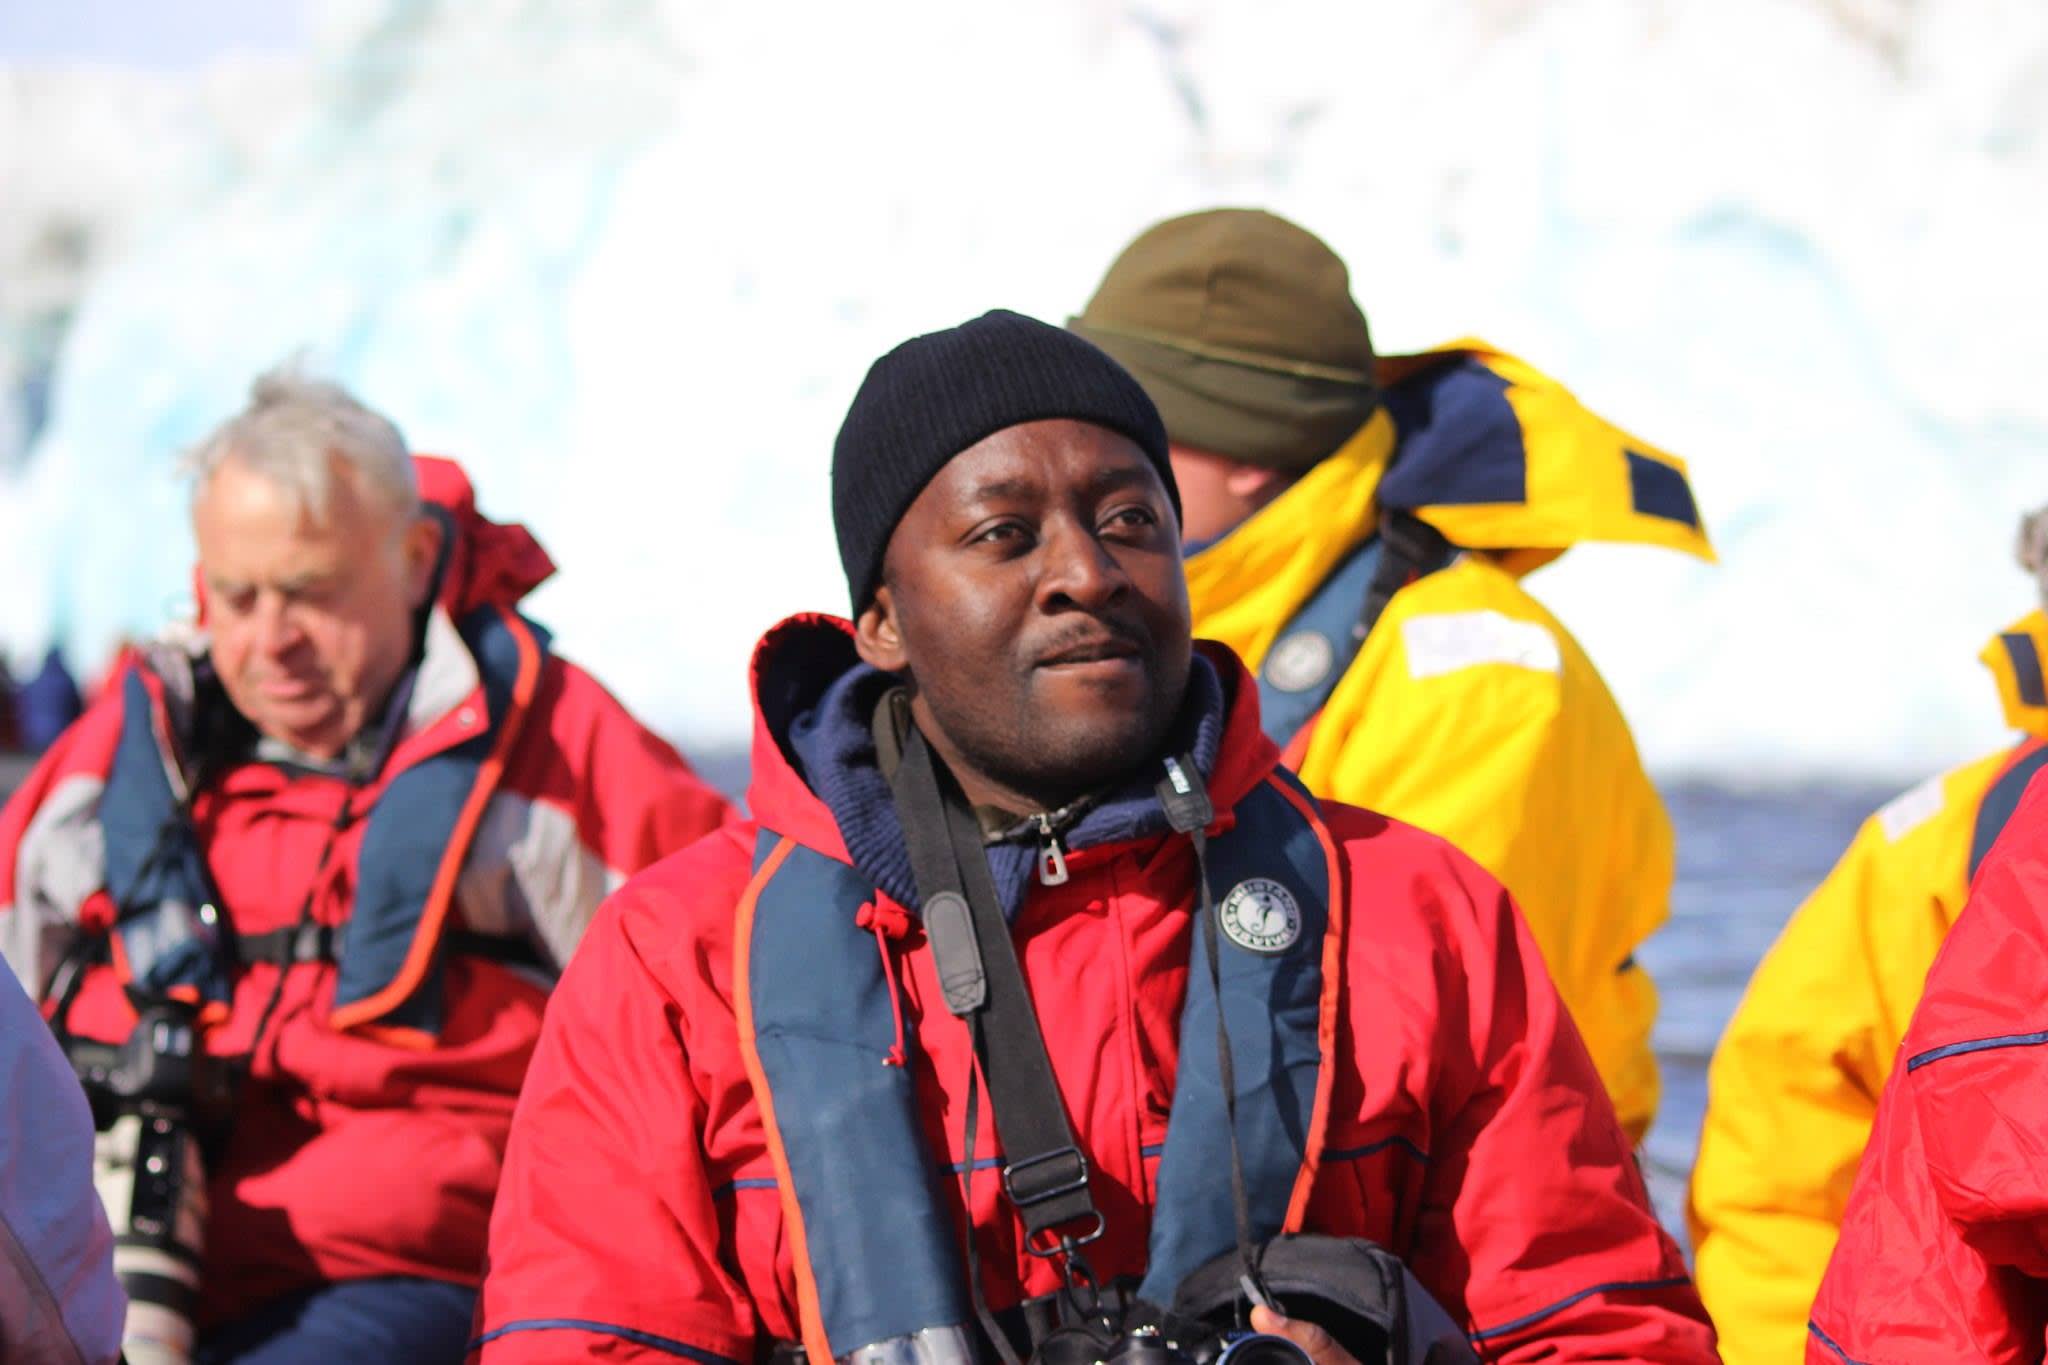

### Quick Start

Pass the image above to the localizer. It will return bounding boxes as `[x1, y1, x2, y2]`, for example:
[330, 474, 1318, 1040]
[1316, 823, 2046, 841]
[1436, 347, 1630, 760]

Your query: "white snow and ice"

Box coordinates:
[5, 0, 2047, 782]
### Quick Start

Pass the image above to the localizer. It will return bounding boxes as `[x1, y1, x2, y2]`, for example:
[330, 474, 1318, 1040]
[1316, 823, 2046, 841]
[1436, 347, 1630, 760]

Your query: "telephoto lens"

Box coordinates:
[68, 1002, 221, 1365]
[94, 1110, 209, 1365]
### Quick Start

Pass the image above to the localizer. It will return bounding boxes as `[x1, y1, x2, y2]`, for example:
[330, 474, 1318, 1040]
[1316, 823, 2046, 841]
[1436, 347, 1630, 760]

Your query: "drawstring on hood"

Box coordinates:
[855, 900, 914, 1068]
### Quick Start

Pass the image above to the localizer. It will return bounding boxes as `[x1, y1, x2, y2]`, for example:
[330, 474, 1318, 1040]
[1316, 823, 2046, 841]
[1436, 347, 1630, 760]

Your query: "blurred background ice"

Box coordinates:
[7, 0, 2044, 780]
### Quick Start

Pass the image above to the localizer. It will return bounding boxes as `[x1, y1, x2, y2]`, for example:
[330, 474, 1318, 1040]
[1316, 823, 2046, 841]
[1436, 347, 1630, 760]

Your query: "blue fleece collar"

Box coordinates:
[785, 654, 1226, 920]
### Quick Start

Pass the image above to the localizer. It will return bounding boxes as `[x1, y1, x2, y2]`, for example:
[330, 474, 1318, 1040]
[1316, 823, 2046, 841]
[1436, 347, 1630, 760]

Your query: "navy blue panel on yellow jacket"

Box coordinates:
[97, 604, 549, 1036]
[740, 773, 1331, 1356]
[1375, 360, 1526, 509]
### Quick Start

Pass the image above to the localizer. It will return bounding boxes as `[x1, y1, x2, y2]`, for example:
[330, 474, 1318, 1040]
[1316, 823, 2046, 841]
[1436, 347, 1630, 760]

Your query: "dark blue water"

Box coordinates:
[1638, 780, 1891, 1245]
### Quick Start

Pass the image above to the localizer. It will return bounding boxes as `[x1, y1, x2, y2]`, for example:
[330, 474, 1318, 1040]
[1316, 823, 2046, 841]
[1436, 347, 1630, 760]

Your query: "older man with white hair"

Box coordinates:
[0, 369, 732, 1363]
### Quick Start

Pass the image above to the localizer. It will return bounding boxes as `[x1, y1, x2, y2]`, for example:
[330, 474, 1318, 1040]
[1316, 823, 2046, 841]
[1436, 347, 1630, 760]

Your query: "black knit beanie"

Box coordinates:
[832, 309, 1178, 612]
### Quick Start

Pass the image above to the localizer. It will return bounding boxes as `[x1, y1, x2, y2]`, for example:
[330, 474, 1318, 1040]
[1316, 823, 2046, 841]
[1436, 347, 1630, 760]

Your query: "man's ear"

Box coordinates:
[853, 584, 909, 673]
[403, 513, 445, 611]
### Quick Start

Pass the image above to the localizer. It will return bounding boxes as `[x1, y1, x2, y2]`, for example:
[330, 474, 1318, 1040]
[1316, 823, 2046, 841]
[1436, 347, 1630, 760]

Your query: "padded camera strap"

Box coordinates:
[889, 726, 1104, 1251]
[890, 726, 1112, 1365]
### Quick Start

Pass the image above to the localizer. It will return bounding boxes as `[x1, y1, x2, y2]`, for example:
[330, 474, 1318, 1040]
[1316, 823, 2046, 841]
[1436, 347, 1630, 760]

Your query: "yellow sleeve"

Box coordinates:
[1687, 755, 1995, 1365]
[1292, 555, 1670, 1140]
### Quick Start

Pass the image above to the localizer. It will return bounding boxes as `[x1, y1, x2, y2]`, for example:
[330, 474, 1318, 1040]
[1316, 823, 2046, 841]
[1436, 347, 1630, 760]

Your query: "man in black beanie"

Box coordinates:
[834, 308, 1191, 815]
[475, 309, 1713, 1365]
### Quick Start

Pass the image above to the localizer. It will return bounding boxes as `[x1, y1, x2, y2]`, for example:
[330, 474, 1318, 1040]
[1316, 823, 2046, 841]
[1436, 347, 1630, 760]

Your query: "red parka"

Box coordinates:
[473, 616, 1712, 1363]
[1809, 768, 2048, 1363]
[0, 459, 732, 1327]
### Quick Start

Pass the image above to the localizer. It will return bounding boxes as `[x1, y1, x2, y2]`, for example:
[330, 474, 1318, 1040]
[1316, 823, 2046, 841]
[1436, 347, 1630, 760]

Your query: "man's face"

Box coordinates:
[856, 419, 1192, 809]
[193, 454, 440, 759]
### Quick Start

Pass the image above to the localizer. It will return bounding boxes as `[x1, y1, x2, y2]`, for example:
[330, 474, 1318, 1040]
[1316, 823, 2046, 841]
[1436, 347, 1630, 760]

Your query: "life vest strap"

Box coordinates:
[888, 725, 1105, 1256]
[236, 923, 545, 971]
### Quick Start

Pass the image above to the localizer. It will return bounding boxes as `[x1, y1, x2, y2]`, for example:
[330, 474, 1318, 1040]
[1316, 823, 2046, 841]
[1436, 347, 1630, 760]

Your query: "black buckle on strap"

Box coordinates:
[236, 921, 337, 966]
[1022, 1214, 1106, 1260]
[1002, 1146, 1090, 1209]
[291, 921, 334, 963]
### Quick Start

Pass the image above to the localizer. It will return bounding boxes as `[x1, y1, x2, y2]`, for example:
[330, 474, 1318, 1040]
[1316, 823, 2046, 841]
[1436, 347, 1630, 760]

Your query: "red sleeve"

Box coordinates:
[473, 830, 760, 1363]
[1386, 834, 1714, 1362]
[1810, 772, 2048, 1364]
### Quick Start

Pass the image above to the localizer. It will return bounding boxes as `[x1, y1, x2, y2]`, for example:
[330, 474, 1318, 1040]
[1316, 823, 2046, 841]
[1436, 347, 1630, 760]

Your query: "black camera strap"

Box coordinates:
[890, 726, 1111, 1365]
[890, 726, 1105, 1254]
[891, 726, 1287, 1362]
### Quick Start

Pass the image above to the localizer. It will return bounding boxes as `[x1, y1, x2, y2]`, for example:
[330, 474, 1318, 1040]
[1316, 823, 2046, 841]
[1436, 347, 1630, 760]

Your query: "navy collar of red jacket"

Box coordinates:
[761, 617, 1227, 921]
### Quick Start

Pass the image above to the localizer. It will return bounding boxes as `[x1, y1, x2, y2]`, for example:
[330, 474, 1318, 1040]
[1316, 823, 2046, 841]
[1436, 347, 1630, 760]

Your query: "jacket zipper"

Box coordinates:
[1035, 812, 1070, 886]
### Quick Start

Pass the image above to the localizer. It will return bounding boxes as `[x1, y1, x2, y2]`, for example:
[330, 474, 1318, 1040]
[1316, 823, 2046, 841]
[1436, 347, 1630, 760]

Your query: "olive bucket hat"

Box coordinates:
[1070, 208, 1379, 472]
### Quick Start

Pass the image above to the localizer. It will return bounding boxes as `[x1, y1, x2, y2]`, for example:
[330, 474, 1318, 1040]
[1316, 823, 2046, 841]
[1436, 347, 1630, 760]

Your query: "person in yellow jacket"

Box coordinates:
[1071, 208, 1713, 1142]
[1688, 514, 2048, 1365]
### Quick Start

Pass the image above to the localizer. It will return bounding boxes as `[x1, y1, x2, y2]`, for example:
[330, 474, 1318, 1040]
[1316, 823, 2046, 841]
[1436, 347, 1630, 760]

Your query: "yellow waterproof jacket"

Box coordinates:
[1688, 609, 2048, 1365]
[1186, 341, 1713, 1142]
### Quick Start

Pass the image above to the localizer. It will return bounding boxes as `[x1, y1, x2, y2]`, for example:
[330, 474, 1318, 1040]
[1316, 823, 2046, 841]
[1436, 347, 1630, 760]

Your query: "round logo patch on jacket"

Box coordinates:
[1264, 630, 1336, 694]
[1218, 878, 1303, 954]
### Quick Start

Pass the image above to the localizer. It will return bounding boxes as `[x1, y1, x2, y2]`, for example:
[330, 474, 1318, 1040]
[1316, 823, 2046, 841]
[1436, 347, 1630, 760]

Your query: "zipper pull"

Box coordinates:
[1036, 813, 1070, 886]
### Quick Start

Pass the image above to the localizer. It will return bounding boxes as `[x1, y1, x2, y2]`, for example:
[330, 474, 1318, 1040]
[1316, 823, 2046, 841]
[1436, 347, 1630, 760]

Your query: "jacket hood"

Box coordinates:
[1185, 341, 1715, 671]
[1983, 608, 2048, 738]
[744, 614, 1279, 916]
[413, 456, 556, 617]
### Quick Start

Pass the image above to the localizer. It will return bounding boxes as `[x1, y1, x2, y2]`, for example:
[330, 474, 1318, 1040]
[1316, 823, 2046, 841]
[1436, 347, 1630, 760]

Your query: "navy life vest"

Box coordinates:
[1255, 516, 1457, 755]
[1254, 537, 1386, 751]
[733, 769, 1344, 1365]
[96, 603, 548, 1039]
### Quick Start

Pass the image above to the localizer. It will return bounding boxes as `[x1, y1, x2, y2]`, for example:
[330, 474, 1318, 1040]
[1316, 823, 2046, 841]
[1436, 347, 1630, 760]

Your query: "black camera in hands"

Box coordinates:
[66, 1001, 233, 1365]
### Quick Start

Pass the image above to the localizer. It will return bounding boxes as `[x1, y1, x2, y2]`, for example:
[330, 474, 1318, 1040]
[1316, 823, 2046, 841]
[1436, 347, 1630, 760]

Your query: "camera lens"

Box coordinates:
[1100, 1328, 1181, 1365]
[95, 1113, 207, 1364]
[1213, 1333, 1314, 1365]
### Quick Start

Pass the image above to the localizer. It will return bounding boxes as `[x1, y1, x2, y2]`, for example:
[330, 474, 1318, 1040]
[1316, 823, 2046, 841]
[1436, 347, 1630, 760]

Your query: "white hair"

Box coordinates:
[182, 365, 418, 520]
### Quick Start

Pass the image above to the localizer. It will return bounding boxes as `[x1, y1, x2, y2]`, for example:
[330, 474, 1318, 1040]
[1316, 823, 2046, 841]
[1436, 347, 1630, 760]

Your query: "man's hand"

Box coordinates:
[1248, 1305, 1360, 1365]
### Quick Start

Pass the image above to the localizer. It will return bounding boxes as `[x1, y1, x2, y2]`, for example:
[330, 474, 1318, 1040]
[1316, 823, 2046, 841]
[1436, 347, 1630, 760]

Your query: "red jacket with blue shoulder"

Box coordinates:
[472, 614, 1712, 1364]
[0, 457, 732, 1326]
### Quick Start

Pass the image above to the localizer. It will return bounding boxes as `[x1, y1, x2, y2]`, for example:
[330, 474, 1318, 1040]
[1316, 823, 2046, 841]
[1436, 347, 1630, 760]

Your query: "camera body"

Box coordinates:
[1105, 1324, 1311, 1365]
[1037, 1319, 1313, 1365]
[67, 1001, 232, 1365]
